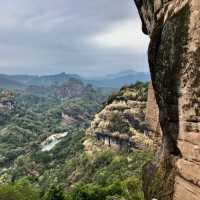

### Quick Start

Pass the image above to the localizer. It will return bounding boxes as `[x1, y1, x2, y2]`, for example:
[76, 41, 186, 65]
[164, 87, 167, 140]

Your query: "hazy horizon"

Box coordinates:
[0, 0, 149, 76]
[0, 68, 149, 79]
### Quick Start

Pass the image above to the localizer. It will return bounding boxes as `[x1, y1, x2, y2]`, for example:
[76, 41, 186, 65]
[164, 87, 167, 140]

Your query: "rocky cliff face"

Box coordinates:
[55, 78, 94, 98]
[134, 0, 200, 199]
[0, 91, 15, 111]
[85, 84, 153, 152]
[145, 83, 162, 146]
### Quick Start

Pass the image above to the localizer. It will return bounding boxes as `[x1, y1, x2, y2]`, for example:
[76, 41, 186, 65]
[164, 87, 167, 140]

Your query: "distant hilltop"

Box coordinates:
[0, 70, 149, 89]
[86, 70, 150, 88]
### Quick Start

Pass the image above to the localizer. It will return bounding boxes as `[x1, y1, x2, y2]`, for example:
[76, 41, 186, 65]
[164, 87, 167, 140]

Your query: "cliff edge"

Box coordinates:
[134, 0, 200, 200]
[84, 83, 154, 154]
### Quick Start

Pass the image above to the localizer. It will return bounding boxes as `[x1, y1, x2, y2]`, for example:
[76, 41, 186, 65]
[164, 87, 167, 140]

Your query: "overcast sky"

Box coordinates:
[0, 0, 149, 77]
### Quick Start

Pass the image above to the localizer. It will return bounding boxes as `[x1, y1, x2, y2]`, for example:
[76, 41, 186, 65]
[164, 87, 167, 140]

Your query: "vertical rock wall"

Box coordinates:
[134, 0, 200, 199]
[145, 83, 162, 141]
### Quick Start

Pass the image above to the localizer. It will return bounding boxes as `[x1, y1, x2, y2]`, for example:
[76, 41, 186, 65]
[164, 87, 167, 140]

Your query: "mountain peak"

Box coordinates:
[105, 69, 142, 79]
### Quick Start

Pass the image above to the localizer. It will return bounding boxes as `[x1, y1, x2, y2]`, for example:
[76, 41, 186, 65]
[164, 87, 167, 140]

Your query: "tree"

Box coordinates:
[14, 178, 40, 200]
[42, 185, 65, 200]
[0, 178, 40, 200]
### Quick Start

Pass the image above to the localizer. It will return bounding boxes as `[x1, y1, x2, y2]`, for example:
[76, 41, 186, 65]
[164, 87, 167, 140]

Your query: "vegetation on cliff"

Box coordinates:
[0, 81, 153, 199]
[86, 81, 152, 152]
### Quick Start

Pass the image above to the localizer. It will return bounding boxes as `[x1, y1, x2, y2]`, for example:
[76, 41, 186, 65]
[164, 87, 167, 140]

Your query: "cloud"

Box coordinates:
[0, 0, 149, 76]
[89, 19, 149, 52]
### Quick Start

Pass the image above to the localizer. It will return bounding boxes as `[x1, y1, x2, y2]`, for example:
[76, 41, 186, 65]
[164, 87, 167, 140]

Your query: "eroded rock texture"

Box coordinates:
[145, 83, 162, 146]
[85, 85, 153, 152]
[134, 0, 200, 199]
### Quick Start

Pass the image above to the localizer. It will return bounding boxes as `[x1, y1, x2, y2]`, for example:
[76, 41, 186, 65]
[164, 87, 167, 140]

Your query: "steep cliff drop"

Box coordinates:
[85, 84, 154, 154]
[133, 0, 200, 200]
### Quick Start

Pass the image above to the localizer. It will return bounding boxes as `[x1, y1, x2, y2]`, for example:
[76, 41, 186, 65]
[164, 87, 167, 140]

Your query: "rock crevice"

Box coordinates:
[134, 0, 200, 199]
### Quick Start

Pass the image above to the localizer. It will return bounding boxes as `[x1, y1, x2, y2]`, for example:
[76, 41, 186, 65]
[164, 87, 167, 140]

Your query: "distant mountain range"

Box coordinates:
[2, 72, 81, 86]
[86, 70, 150, 88]
[0, 70, 150, 89]
[0, 74, 25, 89]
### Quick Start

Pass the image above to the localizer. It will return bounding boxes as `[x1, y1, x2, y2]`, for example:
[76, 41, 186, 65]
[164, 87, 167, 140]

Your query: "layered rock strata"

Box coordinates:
[134, 0, 200, 199]
[86, 85, 153, 151]
[145, 83, 162, 146]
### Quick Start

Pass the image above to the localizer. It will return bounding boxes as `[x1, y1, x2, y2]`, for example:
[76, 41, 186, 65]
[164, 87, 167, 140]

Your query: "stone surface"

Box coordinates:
[178, 140, 200, 162]
[176, 159, 200, 187]
[145, 83, 162, 145]
[174, 176, 200, 200]
[85, 86, 153, 151]
[0, 91, 15, 111]
[134, 0, 200, 199]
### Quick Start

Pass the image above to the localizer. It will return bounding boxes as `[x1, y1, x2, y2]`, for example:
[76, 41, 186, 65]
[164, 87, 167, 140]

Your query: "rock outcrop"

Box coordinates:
[145, 83, 162, 146]
[55, 78, 94, 98]
[0, 91, 15, 112]
[85, 84, 153, 152]
[134, 0, 200, 199]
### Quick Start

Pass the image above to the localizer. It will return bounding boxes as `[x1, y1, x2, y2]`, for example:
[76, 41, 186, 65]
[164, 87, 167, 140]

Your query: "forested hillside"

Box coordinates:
[0, 81, 153, 200]
[0, 79, 107, 183]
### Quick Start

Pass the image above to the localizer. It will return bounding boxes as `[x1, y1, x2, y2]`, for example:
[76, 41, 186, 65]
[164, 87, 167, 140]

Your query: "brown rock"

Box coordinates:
[176, 159, 200, 186]
[174, 176, 200, 200]
[178, 140, 200, 162]
[145, 83, 162, 138]
[133, 0, 200, 199]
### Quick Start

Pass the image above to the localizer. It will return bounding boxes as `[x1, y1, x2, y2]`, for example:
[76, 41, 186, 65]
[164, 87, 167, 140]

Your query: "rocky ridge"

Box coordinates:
[85, 83, 154, 153]
[134, 0, 200, 199]
[55, 78, 94, 98]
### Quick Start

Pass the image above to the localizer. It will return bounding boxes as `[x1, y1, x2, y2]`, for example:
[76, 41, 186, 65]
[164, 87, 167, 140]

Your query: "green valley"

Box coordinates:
[0, 80, 153, 200]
